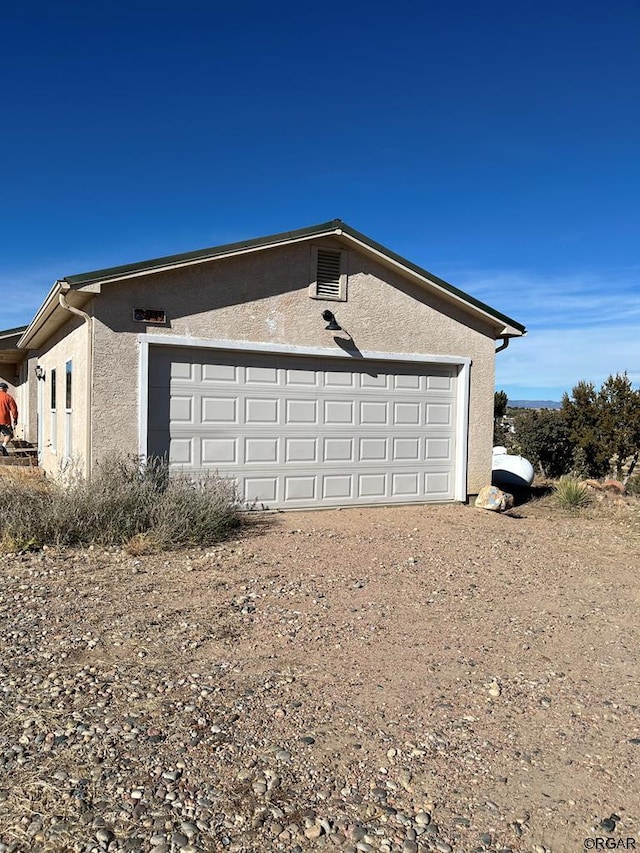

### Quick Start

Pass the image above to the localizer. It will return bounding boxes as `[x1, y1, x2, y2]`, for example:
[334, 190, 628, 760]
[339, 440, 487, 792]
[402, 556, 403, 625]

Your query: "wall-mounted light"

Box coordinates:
[34, 365, 45, 381]
[322, 310, 342, 331]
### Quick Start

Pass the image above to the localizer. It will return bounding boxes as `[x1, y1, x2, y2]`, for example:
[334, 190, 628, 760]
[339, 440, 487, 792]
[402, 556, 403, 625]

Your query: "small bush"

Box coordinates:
[625, 475, 640, 496]
[553, 476, 591, 509]
[0, 456, 240, 551]
[505, 408, 573, 478]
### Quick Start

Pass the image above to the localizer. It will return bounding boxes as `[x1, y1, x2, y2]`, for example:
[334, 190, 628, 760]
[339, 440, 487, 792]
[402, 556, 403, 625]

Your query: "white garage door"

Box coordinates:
[148, 346, 459, 509]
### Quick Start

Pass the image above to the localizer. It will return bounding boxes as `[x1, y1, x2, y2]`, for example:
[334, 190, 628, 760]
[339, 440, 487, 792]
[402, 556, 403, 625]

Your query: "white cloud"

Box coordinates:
[496, 324, 640, 397]
[447, 266, 640, 398]
[467, 270, 640, 331]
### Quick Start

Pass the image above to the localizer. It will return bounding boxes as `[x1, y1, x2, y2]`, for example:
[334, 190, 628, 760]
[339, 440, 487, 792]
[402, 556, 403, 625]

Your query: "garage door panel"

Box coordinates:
[393, 437, 421, 460]
[394, 374, 421, 390]
[426, 437, 452, 460]
[425, 471, 451, 494]
[246, 366, 279, 384]
[360, 400, 388, 425]
[151, 346, 458, 508]
[202, 363, 237, 382]
[285, 476, 316, 501]
[202, 396, 237, 423]
[427, 374, 453, 391]
[286, 399, 318, 424]
[285, 368, 318, 386]
[324, 400, 354, 424]
[171, 361, 195, 381]
[245, 437, 279, 463]
[244, 477, 278, 503]
[322, 474, 353, 499]
[394, 401, 421, 425]
[359, 437, 388, 462]
[324, 437, 353, 462]
[392, 472, 420, 496]
[360, 373, 388, 389]
[426, 403, 452, 425]
[202, 437, 237, 464]
[245, 398, 279, 424]
[324, 371, 355, 387]
[358, 473, 387, 498]
[170, 437, 194, 464]
[286, 437, 317, 463]
[169, 396, 193, 423]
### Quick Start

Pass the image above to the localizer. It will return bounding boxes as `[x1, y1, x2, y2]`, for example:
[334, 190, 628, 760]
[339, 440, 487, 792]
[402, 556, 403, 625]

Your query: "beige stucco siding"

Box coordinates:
[35, 315, 89, 475]
[90, 239, 496, 495]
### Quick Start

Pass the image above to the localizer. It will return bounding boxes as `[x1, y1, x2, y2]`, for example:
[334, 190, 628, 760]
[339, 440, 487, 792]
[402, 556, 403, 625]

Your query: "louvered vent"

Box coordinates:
[316, 249, 342, 298]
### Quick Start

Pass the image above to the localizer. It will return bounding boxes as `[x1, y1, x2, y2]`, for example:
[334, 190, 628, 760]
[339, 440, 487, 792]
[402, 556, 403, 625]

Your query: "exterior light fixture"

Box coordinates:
[34, 365, 45, 381]
[322, 310, 342, 331]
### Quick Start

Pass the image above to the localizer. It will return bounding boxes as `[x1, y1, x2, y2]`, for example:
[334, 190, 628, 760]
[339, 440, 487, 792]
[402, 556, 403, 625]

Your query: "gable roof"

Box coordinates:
[0, 326, 28, 366]
[18, 220, 525, 348]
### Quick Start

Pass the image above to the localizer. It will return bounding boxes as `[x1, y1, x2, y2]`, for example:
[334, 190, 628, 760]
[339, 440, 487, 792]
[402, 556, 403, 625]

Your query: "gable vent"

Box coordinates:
[316, 249, 342, 298]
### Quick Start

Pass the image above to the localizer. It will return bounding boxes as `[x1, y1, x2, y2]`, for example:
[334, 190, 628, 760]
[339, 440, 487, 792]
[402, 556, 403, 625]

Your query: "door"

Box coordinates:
[148, 346, 459, 509]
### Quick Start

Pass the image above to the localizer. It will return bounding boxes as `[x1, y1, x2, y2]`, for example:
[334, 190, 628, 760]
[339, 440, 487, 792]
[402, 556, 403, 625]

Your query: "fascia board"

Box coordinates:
[17, 281, 64, 349]
[18, 284, 94, 349]
[339, 231, 525, 338]
[64, 225, 343, 287]
[0, 326, 28, 340]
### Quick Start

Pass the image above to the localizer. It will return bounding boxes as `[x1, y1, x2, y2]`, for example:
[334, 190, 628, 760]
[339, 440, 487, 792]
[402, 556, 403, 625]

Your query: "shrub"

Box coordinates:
[149, 471, 241, 549]
[505, 409, 573, 478]
[625, 475, 640, 496]
[0, 456, 240, 551]
[562, 373, 640, 480]
[553, 476, 590, 510]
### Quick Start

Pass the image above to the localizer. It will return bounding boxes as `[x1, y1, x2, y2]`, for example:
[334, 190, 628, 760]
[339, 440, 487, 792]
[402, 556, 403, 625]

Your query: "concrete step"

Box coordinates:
[1, 440, 39, 466]
[0, 455, 36, 467]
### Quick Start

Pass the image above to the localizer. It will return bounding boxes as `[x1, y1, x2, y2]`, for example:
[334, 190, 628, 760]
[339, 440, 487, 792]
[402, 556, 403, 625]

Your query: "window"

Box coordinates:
[64, 361, 72, 459]
[309, 247, 347, 301]
[65, 361, 72, 410]
[50, 368, 57, 453]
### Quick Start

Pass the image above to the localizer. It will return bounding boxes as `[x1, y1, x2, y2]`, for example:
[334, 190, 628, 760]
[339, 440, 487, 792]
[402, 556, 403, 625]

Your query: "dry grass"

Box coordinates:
[0, 456, 240, 552]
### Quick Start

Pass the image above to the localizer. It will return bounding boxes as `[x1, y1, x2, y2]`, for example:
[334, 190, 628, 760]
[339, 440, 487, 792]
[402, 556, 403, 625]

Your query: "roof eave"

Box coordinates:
[20, 218, 525, 347]
[336, 226, 526, 338]
[63, 220, 345, 288]
[0, 325, 28, 342]
[17, 283, 95, 349]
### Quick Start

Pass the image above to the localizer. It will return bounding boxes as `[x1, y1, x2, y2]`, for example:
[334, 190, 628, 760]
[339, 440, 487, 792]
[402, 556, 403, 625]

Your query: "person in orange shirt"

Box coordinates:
[0, 382, 18, 457]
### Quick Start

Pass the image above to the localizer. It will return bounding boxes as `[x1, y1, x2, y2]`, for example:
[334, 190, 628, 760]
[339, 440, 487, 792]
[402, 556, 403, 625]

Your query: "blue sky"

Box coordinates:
[1, 0, 638, 401]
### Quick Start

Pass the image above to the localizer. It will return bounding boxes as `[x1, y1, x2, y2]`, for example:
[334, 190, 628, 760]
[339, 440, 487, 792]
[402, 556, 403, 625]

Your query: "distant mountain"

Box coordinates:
[508, 400, 562, 410]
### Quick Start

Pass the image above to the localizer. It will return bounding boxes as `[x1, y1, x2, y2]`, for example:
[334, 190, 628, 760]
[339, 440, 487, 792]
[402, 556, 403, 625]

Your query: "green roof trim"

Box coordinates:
[63, 220, 344, 287]
[63, 219, 525, 334]
[0, 325, 28, 339]
[337, 222, 526, 335]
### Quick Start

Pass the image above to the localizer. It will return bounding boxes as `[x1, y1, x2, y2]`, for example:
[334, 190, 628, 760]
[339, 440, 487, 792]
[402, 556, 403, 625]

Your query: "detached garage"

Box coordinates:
[15, 220, 525, 508]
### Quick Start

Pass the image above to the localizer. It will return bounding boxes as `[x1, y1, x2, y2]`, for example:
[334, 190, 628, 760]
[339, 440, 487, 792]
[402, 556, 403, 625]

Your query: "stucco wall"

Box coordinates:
[35, 315, 89, 475]
[90, 239, 497, 495]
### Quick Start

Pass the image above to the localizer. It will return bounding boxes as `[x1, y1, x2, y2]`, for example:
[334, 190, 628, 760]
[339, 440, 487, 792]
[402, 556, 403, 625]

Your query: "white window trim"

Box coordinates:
[137, 334, 471, 502]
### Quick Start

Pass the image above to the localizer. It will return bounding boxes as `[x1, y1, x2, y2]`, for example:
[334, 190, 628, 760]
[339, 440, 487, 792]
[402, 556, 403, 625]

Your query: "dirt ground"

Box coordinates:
[0, 493, 639, 853]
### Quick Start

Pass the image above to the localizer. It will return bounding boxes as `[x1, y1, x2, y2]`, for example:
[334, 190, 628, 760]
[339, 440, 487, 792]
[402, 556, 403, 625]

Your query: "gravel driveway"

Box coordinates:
[0, 499, 638, 853]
